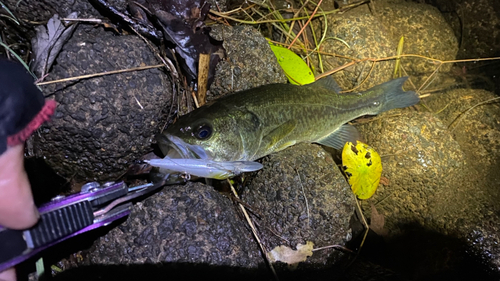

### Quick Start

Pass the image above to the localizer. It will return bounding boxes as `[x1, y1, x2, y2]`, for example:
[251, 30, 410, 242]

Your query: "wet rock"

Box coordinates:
[209, 25, 287, 101]
[313, 4, 395, 90]
[2, 0, 226, 23]
[376, 0, 458, 74]
[468, 218, 500, 273]
[2, 0, 117, 22]
[83, 144, 355, 274]
[356, 111, 470, 235]
[431, 0, 500, 90]
[89, 182, 261, 268]
[431, 0, 500, 60]
[425, 88, 500, 272]
[242, 143, 356, 268]
[313, 0, 457, 89]
[33, 26, 171, 181]
[354, 110, 500, 278]
[425, 88, 500, 196]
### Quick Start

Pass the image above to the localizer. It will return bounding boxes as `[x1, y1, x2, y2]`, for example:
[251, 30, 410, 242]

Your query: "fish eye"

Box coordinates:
[195, 124, 212, 140]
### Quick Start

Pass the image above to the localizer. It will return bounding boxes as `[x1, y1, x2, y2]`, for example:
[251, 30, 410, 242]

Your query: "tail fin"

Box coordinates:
[378, 77, 419, 113]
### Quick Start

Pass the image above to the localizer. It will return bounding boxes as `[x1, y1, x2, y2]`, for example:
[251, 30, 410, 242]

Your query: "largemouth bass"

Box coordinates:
[158, 77, 419, 164]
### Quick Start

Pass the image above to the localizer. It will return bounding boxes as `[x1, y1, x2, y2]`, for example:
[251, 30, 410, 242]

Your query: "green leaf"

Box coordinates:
[269, 42, 315, 85]
[342, 140, 382, 200]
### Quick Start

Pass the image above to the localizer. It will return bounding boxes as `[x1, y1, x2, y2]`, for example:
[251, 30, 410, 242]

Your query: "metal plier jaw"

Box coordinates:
[0, 181, 164, 272]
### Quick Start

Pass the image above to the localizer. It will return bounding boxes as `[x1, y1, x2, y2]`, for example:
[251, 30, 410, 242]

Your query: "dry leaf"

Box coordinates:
[131, 0, 224, 87]
[369, 203, 388, 237]
[31, 12, 78, 77]
[268, 241, 314, 269]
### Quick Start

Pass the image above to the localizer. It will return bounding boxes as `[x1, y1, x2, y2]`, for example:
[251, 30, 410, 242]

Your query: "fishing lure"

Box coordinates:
[145, 158, 263, 180]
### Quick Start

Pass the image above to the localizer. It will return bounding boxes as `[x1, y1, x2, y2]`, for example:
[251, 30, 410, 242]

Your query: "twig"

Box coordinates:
[264, 225, 290, 243]
[315, 55, 500, 81]
[355, 199, 369, 254]
[61, 18, 103, 23]
[417, 63, 443, 93]
[0, 2, 20, 25]
[36, 64, 164, 86]
[209, 7, 338, 24]
[449, 97, 500, 132]
[128, 25, 179, 80]
[345, 198, 369, 268]
[295, 169, 310, 227]
[209, 0, 368, 25]
[312, 244, 355, 253]
[191, 90, 200, 108]
[374, 192, 394, 206]
[197, 53, 210, 107]
[215, 2, 230, 25]
[286, 0, 310, 42]
[227, 180, 279, 281]
[133, 95, 144, 109]
[288, 0, 323, 49]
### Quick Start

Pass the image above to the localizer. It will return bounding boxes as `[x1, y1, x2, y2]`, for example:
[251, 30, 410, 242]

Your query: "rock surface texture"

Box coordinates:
[34, 26, 171, 181]
[242, 143, 356, 268]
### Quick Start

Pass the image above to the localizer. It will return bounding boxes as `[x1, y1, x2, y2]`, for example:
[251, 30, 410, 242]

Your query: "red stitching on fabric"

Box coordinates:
[7, 100, 57, 146]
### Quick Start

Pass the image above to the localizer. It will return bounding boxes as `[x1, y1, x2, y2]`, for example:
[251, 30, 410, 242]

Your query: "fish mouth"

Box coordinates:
[158, 133, 211, 160]
[152, 133, 263, 183]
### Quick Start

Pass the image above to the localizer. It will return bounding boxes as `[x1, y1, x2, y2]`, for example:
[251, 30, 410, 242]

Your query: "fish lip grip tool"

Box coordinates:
[0, 180, 165, 272]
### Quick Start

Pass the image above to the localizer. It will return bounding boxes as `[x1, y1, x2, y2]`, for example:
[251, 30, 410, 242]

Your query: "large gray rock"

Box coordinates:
[312, 0, 457, 90]
[52, 182, 265, 281]
[313, 4, 395, 90]
[87, 144, 356, 268]
[33, 26, 171, 181]
[89, 182, 261, 267]
[432, 0, 500, 59]
[355, 109, 500, 278]
[209, 25, 287, 101]
[425, 88, 500, 273]
[242, 143, 356, 268]
[425, 88, 500, 193]
[56, 143, 357, 280]
[468, 218, 500, 274]
[376, 0, 458, 74]
[2, 0, 116, 22]
[357, 111, 470, 235]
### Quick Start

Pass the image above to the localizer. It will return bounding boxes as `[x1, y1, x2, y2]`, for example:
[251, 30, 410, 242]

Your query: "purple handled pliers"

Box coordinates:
[0, 180, 165, 272]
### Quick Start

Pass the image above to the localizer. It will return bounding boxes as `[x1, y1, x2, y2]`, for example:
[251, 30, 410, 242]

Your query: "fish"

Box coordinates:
[156, 76, 419, 174]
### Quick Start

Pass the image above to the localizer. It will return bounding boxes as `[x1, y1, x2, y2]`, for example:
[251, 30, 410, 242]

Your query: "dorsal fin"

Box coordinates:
[311, 76, 343, 93]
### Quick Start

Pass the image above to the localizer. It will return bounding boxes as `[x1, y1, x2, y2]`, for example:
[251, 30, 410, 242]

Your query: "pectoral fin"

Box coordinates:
[262, 119, 297, 153]
[316, 124, 361, 150]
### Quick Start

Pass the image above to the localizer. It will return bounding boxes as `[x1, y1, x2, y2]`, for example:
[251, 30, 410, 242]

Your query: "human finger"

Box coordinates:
[0, 144, 39, 229]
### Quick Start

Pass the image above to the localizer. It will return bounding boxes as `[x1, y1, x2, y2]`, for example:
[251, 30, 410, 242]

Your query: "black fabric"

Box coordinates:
[0, 59, 44, 154]
[0, 228, 27, 264]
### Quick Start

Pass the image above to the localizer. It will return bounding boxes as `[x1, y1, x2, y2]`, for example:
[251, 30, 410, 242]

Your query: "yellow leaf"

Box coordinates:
[342, 141, 382, 200]
[267, 241, 314, 269]
[268, 42, 315, 85]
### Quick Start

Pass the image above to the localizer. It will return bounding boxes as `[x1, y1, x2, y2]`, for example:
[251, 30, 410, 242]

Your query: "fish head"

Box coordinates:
[158, 103, 256, 161]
